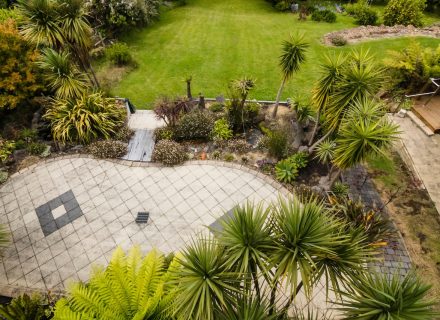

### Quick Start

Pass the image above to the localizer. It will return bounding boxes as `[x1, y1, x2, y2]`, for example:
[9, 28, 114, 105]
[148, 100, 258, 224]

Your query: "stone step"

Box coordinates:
[407, 110, 435, 136]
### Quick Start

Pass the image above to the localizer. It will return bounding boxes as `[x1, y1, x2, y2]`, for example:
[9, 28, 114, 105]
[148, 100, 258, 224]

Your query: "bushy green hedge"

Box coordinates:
[174, 110, 215, 141]
[311, 9, 337, 23]
[346, 2, 378, 26]
[383, 0, 426, 27]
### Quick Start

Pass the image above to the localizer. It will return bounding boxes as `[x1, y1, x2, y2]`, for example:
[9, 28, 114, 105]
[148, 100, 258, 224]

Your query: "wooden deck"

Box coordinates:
[123, 129, 155, 162]
[412, 97, 440, 134]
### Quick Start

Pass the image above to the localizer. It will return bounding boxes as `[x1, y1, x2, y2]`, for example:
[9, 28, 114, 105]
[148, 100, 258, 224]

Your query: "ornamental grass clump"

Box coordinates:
[152, 140, 187, 166]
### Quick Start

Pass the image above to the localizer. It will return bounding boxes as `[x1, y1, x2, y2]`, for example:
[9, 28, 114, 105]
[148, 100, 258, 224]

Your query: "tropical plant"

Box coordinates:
[44, 92, 126, 144]
[211, 118, 233, 141]
[384, 42, 440, 92]
[153, 96, 193, 127]
[53, 247, 177, 319]
[287, 151, 308, 169]
[314, 139, 336, 165]
[0, 19, 41, 110]
[0, 293, 53, 320]
[339, 271, 437, 319]
[227, 77, 256, 133]
[383, 0, 426, 27]
[330, 181, 350, 198]
[273, 33, 309, 118]
[275, 159, 298, 183]
[37, 48, 88, 99]
[152, 139, 187, 166]
[172, 235, 238, 320]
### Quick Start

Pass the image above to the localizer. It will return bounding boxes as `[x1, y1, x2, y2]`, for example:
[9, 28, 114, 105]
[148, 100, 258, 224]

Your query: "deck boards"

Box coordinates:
[412, 102, 440, 134]
[123, 129, 155, 161]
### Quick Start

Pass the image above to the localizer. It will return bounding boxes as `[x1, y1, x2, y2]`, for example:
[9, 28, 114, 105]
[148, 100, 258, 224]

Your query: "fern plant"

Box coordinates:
[53, 247, 178, 320]
[0, 293, 53, 320]
[275, 159, 298, 183]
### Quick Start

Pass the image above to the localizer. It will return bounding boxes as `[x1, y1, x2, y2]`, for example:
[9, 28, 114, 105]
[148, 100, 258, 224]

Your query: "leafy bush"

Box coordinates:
[311, 9, 337, 23]
[211, 118, 233, 141]
[275, 159, 298, 183]
[154, 127, 175, 142]
[287, 152, 308, 169]
[154, 96, 193, 127]
[114, 124, 134, 142]
[384, 42, 440, 92]
[88, 140, 128, 158]
[227, 139, 251, 154]
[225, 97, 261, 133]
[0, 20, 41, 110]
[0, 170, 7, 184]
[330, 35, 347, 47]
[209, 102, 225, 113]
[274, 0, 291, 11]
[87, 0, 161, 37]
[345, 2, 378, 25]
[174, 111, 215, 141]
[44, 92, 126, 144]
[0, 293, 53, 320]
[106, 42, 135, 66]
[383, 0, 426, 27]
[19, 128, 38, 143]
[26, 142, 46, 155]
[152, 140, 187, 166]
[0, 137, 15, 163]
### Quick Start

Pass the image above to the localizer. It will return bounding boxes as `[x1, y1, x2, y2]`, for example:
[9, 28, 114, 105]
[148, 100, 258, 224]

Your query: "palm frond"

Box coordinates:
[279, 33, 309, 80]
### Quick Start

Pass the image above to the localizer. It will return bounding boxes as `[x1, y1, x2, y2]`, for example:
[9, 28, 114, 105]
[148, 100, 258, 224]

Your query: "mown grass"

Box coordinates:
[101, 0, 440, 108]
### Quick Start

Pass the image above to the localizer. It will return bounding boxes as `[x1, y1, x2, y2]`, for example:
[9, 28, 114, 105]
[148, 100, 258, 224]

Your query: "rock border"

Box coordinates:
[323, 24, 440, 46]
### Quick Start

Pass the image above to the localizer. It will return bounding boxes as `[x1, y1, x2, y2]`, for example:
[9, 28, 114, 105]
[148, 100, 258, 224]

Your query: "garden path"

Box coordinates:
[0, 157, 286, 296]
[392, 115, 440, 213]
[123, 110, 164, 161]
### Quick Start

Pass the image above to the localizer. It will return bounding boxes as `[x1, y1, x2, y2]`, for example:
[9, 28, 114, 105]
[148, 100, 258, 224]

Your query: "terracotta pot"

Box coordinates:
[200, 151, 207, 160]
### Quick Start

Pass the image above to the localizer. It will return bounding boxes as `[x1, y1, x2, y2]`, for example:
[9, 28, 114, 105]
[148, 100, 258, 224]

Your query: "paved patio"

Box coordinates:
[0, 156, 286, 296]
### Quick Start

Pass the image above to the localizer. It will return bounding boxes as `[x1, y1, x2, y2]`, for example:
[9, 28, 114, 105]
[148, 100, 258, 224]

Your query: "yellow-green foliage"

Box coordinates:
[0, 20, 40, 109]
[53, 247, 178, 320]
[384, 42, 440, 92]
[44, 92, 125, 144]
[383, 0, 426, 27]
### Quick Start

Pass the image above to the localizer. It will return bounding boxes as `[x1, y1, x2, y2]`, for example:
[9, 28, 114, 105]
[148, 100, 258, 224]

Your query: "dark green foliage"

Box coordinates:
[330, 181, 350, 198]
[26, 142, 46, 155]
[88, 140, 128, 159]
[152, 139, 187, 165]
[311, 9, 336, 23]
[263, 129, 289, 160]
[287, 151, 308, 169]
[0, 293, 53, 320]
[174, 110, 215, 141]
[345, 2, 378, 25]
[383, 0, 426, 27]
[208, 102, 224, 113]
[330, 35, 347, 46]
[105, 42, 135, 66]
[275, 159, 298, 183]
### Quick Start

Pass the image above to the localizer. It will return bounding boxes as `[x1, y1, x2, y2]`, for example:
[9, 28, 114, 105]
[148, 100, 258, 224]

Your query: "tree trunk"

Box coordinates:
[308, 108, 321, 146]
[198, 94, 205, 109]
[272, 77, 286, 118]
[293, 121, 304, 149]
[308, 129, 332, 154]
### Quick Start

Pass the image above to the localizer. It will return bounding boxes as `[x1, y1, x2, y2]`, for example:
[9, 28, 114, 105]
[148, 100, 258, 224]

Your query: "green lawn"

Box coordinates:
[104, 0, 440, 108]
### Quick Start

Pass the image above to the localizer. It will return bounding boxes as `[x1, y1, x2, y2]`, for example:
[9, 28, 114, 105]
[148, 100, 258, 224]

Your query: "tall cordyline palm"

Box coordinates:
[53, 247, 178, 319]
[339, 271, 437, 319]
[37, 48, 88, 100]
[171, 235, 239, 320]
[273, 33, 309, 118]
[309, 53, 346, 146]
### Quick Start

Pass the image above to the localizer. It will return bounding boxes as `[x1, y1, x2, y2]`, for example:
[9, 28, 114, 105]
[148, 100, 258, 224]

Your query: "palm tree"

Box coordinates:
[172, 235, 239, 320]
[273, 33, 309, 118]
[339, 271, 437, 319]
[332, 98, 400, 170]
[53, 247, 177, 319]
[37, 48, 88, 100]
[309, 53, 346, 146]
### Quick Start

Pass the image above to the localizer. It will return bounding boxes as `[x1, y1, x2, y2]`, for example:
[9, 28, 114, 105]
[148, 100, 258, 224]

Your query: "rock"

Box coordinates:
[13, 149, 26, 158]
[41, 146, 51, 158]
[298, 145, 309, 153]
[397, 109, 408, 118]
[70, 145, 84, 152]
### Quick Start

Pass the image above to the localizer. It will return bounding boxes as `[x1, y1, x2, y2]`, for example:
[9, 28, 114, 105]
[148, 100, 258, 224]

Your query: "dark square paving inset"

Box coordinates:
[35, 190, 83, 237]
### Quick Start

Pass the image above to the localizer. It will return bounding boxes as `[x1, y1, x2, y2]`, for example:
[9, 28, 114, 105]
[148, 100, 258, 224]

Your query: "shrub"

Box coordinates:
[287, 152, 308, 169]
[154, 127, 174, 142]
[331, 182, 350, 198]
[114, 124, 134, 142]
[0, 170, 7, 184]
[174, 111, 215, 141]
[44, 92, 126, 144]
[311, 9, 337, 23]
[223, 153, 235, 162]
[106, 42, 135, 66]
[0, 20, 41, 110]
[383, 0, 426, 27]
[264, 130, 289, 160]
[211, 150, 221, 160]
[209, 102, 224, 113]
[88, 140, 128, 158]
[345, 2, 378, 25]
[19, 128, 38, 143]
[0, 293, 53, 319]
[152, 140, 187, 166]
[26, 142, 46, 155]
[154, 96, 193, 127]
[0, 137, 15, 163]
[225, 98, 261, 133]
[227, 139, 251, 154]
[274, 0, 290, 11]
[275, 159, 298, 183]
[211, 118, 233, 141]
[384, 42, 440, 92]
[329, 35, 347, 47]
